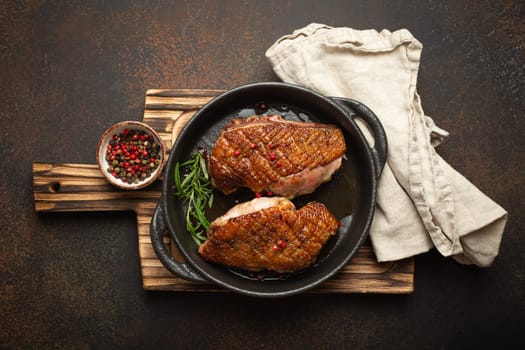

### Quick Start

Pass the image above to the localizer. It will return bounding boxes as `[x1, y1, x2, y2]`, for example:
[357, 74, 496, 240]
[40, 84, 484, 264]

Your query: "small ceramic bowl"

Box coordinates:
[96, 121, 165, 190]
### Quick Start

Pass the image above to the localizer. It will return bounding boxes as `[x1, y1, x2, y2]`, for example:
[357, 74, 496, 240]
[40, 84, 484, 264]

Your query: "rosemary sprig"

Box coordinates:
[174, 149, 214, 245]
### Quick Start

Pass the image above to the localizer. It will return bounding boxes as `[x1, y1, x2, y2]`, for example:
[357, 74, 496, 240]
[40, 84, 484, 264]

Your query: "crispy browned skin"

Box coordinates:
[198, 198, 340, 273]
[208, 115, 347, 198]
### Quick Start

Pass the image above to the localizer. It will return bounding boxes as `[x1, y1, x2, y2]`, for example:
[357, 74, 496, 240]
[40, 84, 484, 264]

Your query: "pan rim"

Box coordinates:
[159, 82, 379, 297]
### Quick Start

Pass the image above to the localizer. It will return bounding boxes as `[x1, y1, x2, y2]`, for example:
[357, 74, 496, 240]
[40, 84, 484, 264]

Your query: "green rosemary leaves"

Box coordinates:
[174, 150, 214, 245]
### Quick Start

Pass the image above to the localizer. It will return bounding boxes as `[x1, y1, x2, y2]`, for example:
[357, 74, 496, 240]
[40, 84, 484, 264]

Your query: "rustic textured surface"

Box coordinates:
[1, 1, 524, 349]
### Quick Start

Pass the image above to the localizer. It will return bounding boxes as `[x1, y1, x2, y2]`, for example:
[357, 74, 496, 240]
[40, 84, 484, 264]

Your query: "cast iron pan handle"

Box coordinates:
[150, 202, 207, 283]
[331, 97, 388, 178]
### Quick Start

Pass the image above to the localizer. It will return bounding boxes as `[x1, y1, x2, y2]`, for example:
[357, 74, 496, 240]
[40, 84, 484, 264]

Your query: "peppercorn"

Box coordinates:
[104, 128, 162, 185]
[255, 101, 269, 115]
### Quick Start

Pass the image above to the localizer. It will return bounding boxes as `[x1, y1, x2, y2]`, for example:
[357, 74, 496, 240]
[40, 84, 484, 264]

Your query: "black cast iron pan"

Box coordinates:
[150, 82, 387, 297]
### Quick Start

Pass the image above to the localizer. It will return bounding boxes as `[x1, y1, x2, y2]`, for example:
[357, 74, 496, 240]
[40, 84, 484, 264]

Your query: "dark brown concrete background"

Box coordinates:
[1, 1, 524, 349]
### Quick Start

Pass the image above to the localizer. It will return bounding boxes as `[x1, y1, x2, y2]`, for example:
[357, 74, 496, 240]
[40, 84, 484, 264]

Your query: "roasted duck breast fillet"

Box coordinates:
[208, 115, 347, 198]
[198, 197, 340, 273]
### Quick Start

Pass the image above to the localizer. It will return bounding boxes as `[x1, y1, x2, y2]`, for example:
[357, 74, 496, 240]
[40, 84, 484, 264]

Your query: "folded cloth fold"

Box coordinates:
[266, 23, 508, 266]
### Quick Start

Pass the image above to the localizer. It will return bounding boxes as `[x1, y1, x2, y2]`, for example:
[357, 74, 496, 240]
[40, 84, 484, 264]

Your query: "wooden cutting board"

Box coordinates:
[32, 89, 414, 294]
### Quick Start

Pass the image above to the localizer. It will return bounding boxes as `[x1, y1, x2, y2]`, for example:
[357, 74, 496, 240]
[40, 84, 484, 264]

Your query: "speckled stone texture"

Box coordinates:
[1, 1, 524, 349]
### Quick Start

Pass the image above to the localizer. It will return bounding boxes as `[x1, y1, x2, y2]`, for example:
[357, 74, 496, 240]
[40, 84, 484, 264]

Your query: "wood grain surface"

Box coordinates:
[32, 89, 414, 294]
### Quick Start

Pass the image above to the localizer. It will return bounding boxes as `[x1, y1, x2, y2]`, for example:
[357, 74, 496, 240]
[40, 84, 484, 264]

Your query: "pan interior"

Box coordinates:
[165, 84, 375, 295]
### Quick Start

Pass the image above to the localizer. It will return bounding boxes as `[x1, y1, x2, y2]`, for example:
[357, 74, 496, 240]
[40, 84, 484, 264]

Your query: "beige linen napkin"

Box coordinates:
[266, 23, 508, 266]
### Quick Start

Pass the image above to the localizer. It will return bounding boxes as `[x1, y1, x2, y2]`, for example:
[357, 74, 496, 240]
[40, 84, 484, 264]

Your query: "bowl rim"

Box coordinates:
[96, 120, 165, 190]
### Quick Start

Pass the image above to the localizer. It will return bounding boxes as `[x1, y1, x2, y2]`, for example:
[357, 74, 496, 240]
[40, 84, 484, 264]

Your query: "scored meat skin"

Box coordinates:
[209, 115, 347, 198]
[198, 197, 340, 273]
